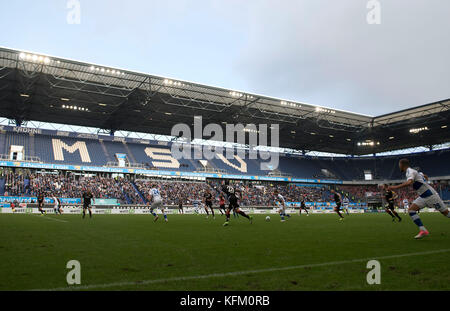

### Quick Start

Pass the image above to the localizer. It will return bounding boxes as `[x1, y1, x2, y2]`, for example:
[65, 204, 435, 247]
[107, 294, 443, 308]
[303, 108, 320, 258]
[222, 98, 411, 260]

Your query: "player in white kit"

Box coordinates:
[389, 159, 449, 239]
[148, 185, 168, 222]
[342, 196, 350, 215]
[274, 190, 291, 222]
[402, 198, 410, 215]
[52, 195, 62, 215]
[192, 200, 201, 214]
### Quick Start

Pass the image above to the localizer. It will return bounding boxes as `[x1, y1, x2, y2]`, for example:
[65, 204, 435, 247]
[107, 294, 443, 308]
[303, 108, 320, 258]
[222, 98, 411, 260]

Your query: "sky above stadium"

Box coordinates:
[0, 0, 449, 116]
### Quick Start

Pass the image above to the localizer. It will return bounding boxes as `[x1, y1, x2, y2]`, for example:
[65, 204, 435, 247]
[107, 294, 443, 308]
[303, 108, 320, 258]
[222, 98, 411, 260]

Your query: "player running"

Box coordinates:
[275, 190, 291, 222]
[383, 184, 402, 222]
[388, 159, 449, 239]
[233, 208, 239, 219]
[178, 196, 184, 214]
[402, 198, 410, 215]
[330, 189, 344, 220]
[82, 189, 93, 219]
[203, 189, 215, 219]
[221, 180, 252, 226]
[218, 194, 226, 215]
[52, 195, 62, 215]
[299, 195, 309, 216]
[193, 199, 201, 214]
[342, 195, 350, 215]
[37, 191, 46, 215]
[148, 185, 167, 222]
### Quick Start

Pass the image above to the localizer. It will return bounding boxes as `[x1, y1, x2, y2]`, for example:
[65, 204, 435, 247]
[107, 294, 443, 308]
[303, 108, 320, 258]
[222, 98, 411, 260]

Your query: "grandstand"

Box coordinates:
[0, 42, 449, 293]
[0, 47, 449, 208]
[1, 125, 450, 178]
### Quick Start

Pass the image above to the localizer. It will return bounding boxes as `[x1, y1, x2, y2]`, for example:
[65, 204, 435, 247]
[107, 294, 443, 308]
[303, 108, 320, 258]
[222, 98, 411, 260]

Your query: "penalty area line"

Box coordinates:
[30, 248, 450, 291]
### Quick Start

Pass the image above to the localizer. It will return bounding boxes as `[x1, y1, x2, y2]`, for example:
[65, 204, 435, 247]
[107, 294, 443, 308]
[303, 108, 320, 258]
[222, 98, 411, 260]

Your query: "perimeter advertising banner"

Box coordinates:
[0, 196, 81, 204]
[286, 202, 366, 209]
[1, 206, 370, 215]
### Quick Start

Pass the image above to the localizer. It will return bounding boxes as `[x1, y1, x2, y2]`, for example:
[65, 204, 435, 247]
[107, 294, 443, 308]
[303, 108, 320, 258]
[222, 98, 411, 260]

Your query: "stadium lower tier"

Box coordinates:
[0, 170, 448, 207]
[0, 205, 434, 214]
[2, 126, 450, 180]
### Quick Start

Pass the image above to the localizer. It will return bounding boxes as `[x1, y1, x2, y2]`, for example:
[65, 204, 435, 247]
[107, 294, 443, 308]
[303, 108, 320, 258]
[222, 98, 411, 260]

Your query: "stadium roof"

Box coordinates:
[0, 47, 448, 155]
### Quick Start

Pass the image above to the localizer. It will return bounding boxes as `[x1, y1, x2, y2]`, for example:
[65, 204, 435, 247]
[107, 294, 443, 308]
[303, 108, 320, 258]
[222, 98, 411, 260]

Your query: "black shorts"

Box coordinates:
[219, 204, 226, 210]
[386, 201, 395, 210]
[38, 201, 44, 208]
[228, 196, 239, 210]
[83, 204, 91, 209]
[178, 204, 183, 209]
[205, 201, 213, 208]
[335, 202, 341, 209]
[301, 203, 306, 209]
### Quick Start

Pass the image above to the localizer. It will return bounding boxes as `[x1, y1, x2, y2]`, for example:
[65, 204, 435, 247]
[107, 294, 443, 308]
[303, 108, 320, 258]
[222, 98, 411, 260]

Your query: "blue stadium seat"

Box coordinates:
[1, 130, 450, 180]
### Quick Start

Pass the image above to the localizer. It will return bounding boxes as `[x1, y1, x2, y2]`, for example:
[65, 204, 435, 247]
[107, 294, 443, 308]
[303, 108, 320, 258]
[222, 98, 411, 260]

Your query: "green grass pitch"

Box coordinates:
[0, 212, 449, 291]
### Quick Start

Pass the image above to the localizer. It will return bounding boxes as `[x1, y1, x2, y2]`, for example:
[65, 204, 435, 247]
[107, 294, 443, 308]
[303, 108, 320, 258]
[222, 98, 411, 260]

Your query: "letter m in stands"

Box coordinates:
[52, 139, 91, 163]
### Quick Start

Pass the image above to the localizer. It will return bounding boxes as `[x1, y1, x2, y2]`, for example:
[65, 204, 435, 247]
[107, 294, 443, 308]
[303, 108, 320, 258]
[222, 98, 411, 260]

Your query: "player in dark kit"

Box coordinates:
[82, 189, 94, 219]
[178, 196, 184, 214]
[299, 195, 309, 216]
[203, 189, 215, 219]
[37, 192, 46, 215]
[331, 189, 344, 220]
[218, 194, 226, 215]
[221, 180, 252, 226]
[383, 184, 402, 222]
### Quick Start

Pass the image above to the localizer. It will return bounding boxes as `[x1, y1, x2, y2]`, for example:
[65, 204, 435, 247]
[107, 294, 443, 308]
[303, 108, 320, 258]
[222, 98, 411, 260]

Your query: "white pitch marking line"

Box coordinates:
[31, 214, 68, 223]
[30, 248, 450, 291]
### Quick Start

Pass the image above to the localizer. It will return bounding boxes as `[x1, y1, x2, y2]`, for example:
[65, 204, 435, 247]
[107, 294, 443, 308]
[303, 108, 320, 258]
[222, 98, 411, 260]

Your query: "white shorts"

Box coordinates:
[413, 194, 446, 212]
[151, 197, 163, 210]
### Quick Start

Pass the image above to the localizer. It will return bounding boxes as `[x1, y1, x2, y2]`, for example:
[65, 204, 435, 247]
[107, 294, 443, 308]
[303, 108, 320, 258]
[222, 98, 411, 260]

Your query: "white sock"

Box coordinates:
[419, 226, 426, 231]
[446, 212, 450, 218]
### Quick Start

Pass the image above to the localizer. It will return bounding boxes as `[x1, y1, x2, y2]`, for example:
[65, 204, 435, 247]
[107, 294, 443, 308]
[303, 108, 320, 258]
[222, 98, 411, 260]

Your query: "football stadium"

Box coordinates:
[0, 45, 449, 291]
[1, 2, 450, 298]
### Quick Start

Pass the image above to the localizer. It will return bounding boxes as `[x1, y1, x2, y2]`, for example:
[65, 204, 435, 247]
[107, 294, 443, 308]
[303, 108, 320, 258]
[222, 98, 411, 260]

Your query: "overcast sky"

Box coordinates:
[0, 0, 448, 116]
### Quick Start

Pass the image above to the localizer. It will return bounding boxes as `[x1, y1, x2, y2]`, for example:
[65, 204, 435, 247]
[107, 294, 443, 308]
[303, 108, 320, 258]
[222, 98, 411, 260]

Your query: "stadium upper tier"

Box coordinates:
[1, 126, 449, 181]
[0, 47, 449, 155]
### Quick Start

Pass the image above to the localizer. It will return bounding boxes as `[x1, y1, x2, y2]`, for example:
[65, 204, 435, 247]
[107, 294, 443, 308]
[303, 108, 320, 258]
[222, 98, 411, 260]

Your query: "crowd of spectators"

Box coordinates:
[1, 170, 449, 206]
[206, 180, 328, 206]
[135, 180, 211, 205]
[135, 179, 328, 206]
[119, 179, 144, 204]
[27, 174, 130, 202]
[1, 171, 139, 204]
[337, 185, 379, 202]
[337, 181, 450, 203]
[393, 182, 448, 203]
[2, 172, 30, 196]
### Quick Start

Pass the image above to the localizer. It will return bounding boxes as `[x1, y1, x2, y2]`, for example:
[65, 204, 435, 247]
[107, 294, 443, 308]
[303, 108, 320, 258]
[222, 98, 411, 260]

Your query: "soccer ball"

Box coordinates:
[265, 216, 271, 222]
